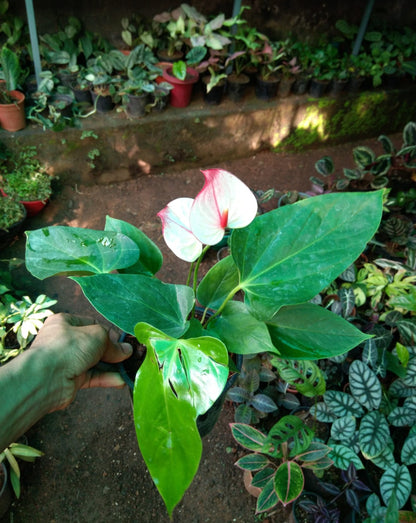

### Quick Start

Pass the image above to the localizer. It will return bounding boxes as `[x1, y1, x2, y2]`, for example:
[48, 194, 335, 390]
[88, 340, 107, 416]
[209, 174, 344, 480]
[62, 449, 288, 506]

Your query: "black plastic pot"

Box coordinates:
[255, 76, 280, 101]
[329, 78, 349, 96]
[126, 93, 149, 117]
[227, 74, 250, 102]
[49, 93, 74, 118]
[71, 86, 92, 105]
[202, 79, 226, 105]
[277, 76, 295, 97]
[292, 74, 310, 95]
[90, 91, 114, 113]
[309, 78, 330, 98]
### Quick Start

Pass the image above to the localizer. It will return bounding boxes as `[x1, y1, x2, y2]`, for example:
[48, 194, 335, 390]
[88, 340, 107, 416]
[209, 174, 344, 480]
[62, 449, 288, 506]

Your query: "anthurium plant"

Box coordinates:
[24, 169, 383, 515]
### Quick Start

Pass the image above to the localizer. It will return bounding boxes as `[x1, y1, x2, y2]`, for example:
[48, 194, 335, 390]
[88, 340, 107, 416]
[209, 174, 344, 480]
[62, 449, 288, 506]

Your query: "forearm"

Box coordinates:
[0, 347, 60, 451]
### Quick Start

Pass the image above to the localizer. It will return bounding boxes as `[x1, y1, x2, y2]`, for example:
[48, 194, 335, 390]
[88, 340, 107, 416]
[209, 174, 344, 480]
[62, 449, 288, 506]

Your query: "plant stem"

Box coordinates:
[205, 283, 242, 325]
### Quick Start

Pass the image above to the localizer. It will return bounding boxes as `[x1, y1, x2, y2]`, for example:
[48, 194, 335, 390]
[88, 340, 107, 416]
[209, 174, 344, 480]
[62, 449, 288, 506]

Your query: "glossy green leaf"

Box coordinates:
[272, 358, 326, 397]
[132, 323, 228, 515]
[401, 435, 416, 466]
[71, 274, 194, 336]
[274, 461, 304, 506]
[330, 415, 356, 443]
[135, 323, 229, 416]
[105, 216, 162, 276]
[380, 464, 412, 509]
[197, 255, 239, 309]
[389, 379, 416, 398]
[267, 415, 314, 458]
[329, 444, 364, 470]
[350, 360, 382, 410]
[232, 191, 383, 320]
[235, 453, 270, 472]
[230, 423, 268, 452]
[267, 303, 371, 360]
[256, 477, 279, 513]
[25, 226, 140, 278]
[324, 390, 364, 418]
[210, 301, 277, 355]
[133, 345, 201, 517]
[343, 167, 363, 180]
[359, 411, 390, 459]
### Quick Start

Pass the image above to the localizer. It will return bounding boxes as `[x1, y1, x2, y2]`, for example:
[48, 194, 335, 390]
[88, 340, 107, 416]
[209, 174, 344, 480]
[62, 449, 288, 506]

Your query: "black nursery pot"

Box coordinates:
[118, 332, 242, 438]
[309, 78, 330, 98]
[90, 91, 114, 112]
[255, 76, 279, 101]
[126, 93, 149, 117]
[202, 79, 226, 106]
[227, 74, 250, 102]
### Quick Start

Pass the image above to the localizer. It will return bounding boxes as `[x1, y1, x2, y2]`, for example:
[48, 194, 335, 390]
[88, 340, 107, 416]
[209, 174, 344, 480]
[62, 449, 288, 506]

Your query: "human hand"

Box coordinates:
[30, 313, 133, 411]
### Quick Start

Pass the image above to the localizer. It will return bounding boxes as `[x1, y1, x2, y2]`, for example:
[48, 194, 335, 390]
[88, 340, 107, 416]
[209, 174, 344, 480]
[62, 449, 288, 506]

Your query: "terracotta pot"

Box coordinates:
[162, 66, 199, 108]
[0, 90, 26, 132]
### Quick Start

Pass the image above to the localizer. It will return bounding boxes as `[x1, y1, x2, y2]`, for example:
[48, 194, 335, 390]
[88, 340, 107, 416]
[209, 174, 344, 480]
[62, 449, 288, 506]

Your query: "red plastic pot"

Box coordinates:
[0, 189, 48, 217]
[162, 66, 199, 108]
[0, 90, 26, 132]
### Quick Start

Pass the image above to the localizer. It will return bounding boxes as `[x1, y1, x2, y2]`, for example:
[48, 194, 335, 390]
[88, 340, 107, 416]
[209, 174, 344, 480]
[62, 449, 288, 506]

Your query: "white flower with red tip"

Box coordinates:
[158, 169, 258, 261]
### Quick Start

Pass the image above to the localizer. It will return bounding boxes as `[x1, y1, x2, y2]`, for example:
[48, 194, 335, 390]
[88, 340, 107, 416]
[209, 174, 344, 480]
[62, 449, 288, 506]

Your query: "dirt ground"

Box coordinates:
[0, 135, 401, 523]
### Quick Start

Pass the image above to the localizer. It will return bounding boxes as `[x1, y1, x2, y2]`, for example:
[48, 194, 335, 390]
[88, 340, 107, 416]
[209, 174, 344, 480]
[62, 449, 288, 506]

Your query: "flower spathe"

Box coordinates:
[158, 169, 258, 261]
[157, 197, 203, 262]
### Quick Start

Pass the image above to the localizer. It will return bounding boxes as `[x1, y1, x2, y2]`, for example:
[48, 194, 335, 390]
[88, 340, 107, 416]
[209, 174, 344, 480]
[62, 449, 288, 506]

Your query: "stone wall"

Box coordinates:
[2, 84, 415, 186]
[11, 0, 416, 48]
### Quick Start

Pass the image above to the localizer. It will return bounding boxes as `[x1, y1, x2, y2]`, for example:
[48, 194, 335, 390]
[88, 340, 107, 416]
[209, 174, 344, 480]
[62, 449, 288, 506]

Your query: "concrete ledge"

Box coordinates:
[1, 83, 416, 185]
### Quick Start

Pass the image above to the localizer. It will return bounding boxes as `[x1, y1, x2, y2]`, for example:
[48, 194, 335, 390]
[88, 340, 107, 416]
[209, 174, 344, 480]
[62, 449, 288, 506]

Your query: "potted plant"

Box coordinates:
[162, 51, 202, 107]
[153, 6, 188, 62]
[0, 145, 52, 216]
[119, 68, 156, 117]
[0, 196, 26, 249]
[195, 48, 227, 105]
[0, 47, 26, 132]
[25, 167, 383, 516]
[252, 40, 285, 101]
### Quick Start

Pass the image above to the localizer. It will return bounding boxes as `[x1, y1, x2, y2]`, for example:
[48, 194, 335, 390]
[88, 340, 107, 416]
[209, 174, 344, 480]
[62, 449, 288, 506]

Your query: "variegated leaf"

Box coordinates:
[349, 360, 382, 410]
[328, 444, 364, 470]
[324, 390, 364, 418]
[389, 379, 416, 398]
[388, 406, 416, 427]
[370, 445, 395, 470]
[330, 415, 356, 444]
[359, 411, 390, 459]
[309, 402, 337, 423]
[380, 464, 412, 509]
[235, 453, 270, 472]
[401, 435, 416, 466]
[256, 477, 279, 513]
